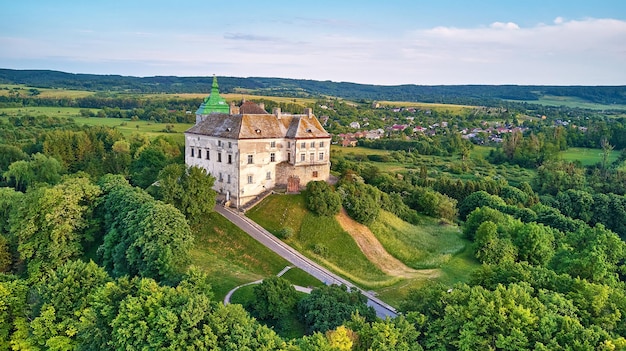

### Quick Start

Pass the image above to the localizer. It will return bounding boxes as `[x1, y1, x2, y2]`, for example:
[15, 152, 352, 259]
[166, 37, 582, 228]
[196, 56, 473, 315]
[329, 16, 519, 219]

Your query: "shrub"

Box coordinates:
[276, 227, 294, 240]
[306, 181, 342, 217]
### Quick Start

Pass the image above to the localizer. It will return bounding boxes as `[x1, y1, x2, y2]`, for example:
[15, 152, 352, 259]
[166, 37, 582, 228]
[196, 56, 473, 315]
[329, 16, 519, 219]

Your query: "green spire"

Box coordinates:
[196, 75, 230, 115]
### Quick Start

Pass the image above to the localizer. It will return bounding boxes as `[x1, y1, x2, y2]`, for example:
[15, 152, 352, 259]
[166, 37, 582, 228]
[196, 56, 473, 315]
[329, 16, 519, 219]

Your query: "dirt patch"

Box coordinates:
[336, 209, 440, 279]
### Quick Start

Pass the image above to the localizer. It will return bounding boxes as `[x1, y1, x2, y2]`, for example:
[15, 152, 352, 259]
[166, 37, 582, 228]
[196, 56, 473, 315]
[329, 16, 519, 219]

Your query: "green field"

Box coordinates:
[0, 106, 194, 141]
[0, 84, 95, 98]
[510, 95, 626, 111]
[559, 147, 620, 166]
[376, 100, 473, 114]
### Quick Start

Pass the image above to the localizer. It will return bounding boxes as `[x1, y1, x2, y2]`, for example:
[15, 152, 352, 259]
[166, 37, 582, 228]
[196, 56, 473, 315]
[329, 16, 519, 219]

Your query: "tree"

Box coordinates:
[100, 181, 194, 282]
[407, 187, 457, 221]
[511, 222, 555, 266]
[153, 164, 216, 226]
[130, 147, 168, 188]
[249, 276, 298, 328]
[337, 181, 381, 224]
[298, 284, 376, 334]
[10, 177, 101, 275]
[474, 221, 517, 265]
[30, 260, 110, 349]
[3, 153, 63, 191]
[306, 180, 342, 217]
[0, 277, 33, 350]
[0, 144, 28, 174]
[458, 191, 506, 221]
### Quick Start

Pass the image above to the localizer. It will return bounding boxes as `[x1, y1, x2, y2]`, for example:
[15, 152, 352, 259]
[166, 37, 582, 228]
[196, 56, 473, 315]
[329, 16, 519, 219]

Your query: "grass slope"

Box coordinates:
[190, 212, 290, 300]
[246, 193, 392, 288]
[246, 193, 480, 305]
[369, 211, 466, 269]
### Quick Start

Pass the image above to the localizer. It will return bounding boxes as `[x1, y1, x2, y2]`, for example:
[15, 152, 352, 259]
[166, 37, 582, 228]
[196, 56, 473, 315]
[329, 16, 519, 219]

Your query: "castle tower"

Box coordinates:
[195, 75, 230, 123]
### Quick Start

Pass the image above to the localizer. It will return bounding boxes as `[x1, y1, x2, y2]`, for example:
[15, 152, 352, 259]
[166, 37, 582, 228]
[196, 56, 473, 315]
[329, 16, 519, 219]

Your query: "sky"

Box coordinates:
[1, 0, 625, 85]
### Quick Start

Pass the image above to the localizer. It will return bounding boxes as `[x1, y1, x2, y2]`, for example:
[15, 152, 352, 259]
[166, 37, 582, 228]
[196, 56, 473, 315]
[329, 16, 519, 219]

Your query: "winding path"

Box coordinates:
[215, 205, 398, 318]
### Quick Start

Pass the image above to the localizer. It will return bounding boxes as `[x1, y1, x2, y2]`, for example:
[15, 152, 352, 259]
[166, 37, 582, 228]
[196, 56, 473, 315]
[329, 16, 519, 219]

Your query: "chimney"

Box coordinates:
[229, 101, 240, 114]
[259, 102, 265, 111]
[273, 107, 281, 119]
[304, 107, 313, 118]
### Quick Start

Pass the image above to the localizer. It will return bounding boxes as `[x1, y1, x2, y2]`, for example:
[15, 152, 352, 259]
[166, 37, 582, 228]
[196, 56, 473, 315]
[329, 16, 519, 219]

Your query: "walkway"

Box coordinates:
[215, 205, 397, 318]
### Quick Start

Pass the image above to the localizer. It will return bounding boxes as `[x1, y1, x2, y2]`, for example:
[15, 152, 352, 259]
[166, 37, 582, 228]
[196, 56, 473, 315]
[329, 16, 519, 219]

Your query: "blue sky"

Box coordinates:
[1, 0, 625, 85]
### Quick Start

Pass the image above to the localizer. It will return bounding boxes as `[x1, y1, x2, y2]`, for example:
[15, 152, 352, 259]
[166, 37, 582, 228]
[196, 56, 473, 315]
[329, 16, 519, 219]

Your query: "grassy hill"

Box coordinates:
[246, 193, 479, 306]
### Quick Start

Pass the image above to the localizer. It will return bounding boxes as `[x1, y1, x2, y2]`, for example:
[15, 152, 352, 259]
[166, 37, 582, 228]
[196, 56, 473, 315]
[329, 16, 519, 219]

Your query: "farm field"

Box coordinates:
[0, 106, 193, 141]
[376, 100, 473, 113]
[0, 84, 95, 98]
[511, 95, 626, 111]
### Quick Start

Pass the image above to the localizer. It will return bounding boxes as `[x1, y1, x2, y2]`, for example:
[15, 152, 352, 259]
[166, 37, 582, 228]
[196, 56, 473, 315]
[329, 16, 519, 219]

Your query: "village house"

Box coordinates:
[185, 77, 331, 209]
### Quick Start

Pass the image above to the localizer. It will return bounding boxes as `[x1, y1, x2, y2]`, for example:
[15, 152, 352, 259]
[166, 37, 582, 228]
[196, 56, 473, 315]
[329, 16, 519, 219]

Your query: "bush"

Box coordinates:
[306, 181, 342, 217]
[276, 227, 294, 240]
[313, 244, 329, 257]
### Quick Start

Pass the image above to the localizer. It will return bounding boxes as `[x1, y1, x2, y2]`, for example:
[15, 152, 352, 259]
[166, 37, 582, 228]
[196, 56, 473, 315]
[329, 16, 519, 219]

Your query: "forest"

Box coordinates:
[1, 80, 626, 349]
[2, 68, 626, 106]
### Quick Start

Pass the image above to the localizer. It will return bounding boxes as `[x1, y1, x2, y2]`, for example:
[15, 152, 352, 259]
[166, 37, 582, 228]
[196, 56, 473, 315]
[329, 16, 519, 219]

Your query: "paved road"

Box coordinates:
[215, 205, 398, 318]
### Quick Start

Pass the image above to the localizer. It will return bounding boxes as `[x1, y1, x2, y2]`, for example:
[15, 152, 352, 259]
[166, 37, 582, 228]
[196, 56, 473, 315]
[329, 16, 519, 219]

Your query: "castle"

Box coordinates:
[185, 76, 331, 209]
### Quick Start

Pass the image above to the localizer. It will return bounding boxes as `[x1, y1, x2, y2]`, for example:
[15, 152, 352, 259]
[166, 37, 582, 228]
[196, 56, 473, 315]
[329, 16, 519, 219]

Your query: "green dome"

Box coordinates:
[196, 76, 230, 115]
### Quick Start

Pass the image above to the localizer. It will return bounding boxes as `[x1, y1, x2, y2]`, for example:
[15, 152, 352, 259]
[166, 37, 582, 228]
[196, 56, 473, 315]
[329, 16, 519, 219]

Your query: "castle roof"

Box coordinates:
[186, 112, 330, 140]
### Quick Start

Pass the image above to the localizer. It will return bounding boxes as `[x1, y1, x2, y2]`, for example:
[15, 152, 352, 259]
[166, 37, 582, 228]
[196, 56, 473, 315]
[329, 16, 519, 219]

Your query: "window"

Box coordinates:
[218, 140, 222, 147]
[319, 141, 324, 147]
[300, 153, 305, 162]
[319, 152, 324, 161]
[310, 153, 315, 162]
[270, 141, 276, 148]
[228, 154, 232, 164]
[287, 153, 291, 162]
[217, 153, 222, 162]
[191, 148, 195, 157]
[197, 149, 202, 158]
[311, 141, 315, 148]
[287, 141, 291, 148]
[227, 174, 231, 184]
[218, 172, 223, 182]
[206, 150, 210, 160]
[270, 152, 276, 162]
[228, 141, 232, 148]
[301, 142, 306, 148]
[247, 155, 254, 164]
[247, 175, 253, 184]
[313, 171, 319, 178]
[266, 171, 271, 180]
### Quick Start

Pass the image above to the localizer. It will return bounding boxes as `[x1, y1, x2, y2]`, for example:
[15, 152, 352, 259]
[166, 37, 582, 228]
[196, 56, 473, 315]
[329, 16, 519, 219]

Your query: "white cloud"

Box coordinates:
[490, 22, 520, 30]
[1, 16, 625, 85]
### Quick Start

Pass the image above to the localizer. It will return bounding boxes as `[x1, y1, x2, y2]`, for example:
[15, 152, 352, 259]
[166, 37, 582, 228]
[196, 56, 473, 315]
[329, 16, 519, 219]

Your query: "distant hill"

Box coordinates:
[1, 68, 625, 106]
